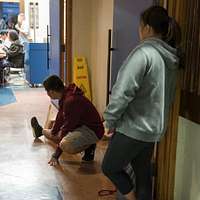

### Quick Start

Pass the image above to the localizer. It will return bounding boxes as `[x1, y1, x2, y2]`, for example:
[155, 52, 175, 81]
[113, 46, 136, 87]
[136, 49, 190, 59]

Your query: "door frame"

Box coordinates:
[60, 0, 72, 84]
[65, 0, 72, 84]
[60, 0, 64, 80]
[19, 0, 24, 12]
[154, 1, 180, 199]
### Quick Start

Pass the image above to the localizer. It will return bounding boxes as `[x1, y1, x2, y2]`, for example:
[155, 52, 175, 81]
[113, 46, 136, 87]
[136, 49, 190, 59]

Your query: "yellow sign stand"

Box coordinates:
[73, 57, 92, 101]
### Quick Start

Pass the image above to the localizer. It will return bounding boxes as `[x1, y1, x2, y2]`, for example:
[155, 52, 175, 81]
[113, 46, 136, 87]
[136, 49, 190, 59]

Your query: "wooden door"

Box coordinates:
[64, 0, 72, 84]
[48, 0, 72, 82]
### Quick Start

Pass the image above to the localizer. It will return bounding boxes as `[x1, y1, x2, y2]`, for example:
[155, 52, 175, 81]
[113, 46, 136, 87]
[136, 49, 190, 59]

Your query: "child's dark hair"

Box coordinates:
[141, 6, 181, 48]
[43, 75, 65, 92]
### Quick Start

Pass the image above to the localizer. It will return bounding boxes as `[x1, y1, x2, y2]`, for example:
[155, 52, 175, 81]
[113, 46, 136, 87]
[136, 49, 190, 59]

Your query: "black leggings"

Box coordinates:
[102, 132, 154, 200]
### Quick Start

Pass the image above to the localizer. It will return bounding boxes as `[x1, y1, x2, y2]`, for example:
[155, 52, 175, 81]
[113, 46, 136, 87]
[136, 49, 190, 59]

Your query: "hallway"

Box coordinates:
[0, 87, 114, 200]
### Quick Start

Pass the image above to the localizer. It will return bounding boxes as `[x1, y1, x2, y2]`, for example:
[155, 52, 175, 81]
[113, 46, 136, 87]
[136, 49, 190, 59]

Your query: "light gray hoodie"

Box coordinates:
[103, 37, 179, 142]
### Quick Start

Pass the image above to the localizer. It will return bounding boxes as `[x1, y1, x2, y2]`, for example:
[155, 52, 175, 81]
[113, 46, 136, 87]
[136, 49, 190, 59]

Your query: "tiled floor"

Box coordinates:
[0, 83, 116, 200]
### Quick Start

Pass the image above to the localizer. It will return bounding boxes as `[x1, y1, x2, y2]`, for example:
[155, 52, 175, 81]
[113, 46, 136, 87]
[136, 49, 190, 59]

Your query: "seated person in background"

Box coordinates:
[31, 75, 104, 166]
[0, 30, 11, 48]
[0, 30, 7, 44]
[2, 29, 23, 57]
[0, 30, 10, 84]
[0, 30, 7, 55]
[0, 30, 23, 84]
[0, 17, 7, 30]
[1, 29, 24, 68]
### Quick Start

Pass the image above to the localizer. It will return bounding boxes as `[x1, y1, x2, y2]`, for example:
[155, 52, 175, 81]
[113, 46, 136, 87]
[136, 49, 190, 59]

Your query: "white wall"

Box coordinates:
[72, 0, 92, 65]
[90, 0, 113, 114]
[174, 117, 200, 200]
[72, 0, 113, 114]
[24, 0, 49, 43]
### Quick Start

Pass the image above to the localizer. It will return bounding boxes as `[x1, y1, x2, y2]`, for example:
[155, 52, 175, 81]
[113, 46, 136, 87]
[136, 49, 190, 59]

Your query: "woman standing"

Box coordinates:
[15, 13, 30, 43]
[102, 6, 181, 200]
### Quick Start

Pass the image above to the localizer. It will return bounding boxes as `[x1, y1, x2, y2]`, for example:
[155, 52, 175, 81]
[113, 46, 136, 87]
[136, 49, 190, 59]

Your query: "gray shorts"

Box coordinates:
[60, 125, 99, 154]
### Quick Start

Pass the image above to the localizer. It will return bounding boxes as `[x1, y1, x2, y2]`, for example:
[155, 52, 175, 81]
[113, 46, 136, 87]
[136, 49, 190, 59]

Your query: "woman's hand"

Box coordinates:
[104, 128, 115, 137]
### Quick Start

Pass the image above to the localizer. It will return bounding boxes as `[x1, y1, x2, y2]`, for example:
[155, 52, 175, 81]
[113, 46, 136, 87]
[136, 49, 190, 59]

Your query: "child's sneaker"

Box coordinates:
[31, 117, 43, 138]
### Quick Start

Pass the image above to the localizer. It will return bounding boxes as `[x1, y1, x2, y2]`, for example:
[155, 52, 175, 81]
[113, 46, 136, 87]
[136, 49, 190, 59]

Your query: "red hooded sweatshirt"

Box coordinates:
[51, 84, 104, 140]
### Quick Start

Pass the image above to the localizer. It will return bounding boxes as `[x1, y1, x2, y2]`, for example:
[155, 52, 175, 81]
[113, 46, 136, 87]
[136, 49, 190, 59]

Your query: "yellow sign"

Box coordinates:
[73, 57, 92, 101]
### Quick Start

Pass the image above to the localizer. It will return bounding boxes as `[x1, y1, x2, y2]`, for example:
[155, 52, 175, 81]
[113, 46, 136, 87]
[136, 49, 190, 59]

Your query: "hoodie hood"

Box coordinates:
[59, 84, 84, 108]
[142, 37, 179, 70]
[65, 83, 84, 96]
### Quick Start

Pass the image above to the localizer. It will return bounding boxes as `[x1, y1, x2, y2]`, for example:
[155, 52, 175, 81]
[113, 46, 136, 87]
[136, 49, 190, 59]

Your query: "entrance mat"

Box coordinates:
[0, 87, 16, 106]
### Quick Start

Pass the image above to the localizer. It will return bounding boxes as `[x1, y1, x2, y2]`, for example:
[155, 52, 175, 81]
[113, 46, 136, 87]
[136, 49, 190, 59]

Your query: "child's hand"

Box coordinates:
[48, 155, 59, 166]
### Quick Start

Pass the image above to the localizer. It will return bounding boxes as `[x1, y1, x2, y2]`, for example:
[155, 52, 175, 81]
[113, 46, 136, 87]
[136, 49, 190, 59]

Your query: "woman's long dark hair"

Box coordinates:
[140, 6, 181, 48]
